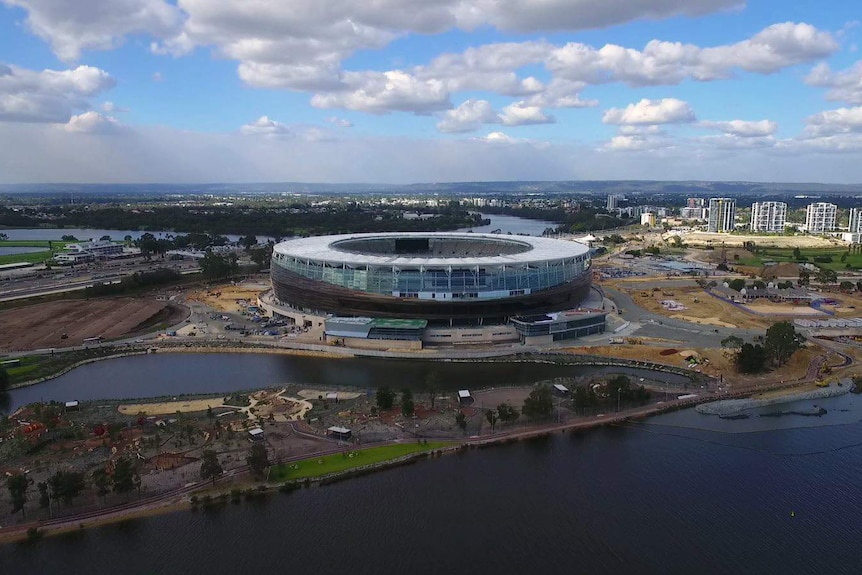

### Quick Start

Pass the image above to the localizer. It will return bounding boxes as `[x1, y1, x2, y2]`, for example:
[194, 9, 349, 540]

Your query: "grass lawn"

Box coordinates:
[738, 247, 862, 272]
[268, 441, 453, 482]
[0, 240, 74, 265]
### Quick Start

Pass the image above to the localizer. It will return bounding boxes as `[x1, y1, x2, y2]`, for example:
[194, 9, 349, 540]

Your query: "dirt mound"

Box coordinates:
[761, 262, 800, 279]
[659, 348, 679, 356]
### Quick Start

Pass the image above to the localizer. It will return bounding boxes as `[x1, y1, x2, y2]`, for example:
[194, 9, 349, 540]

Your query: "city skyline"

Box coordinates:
[1, 1, 861, 184]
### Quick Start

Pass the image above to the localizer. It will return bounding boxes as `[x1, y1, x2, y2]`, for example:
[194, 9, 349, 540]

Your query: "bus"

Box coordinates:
[82, 336, 103, 345]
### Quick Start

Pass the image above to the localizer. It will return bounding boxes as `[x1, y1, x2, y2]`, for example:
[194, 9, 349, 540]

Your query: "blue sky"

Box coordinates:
[1, 0, 861, 183]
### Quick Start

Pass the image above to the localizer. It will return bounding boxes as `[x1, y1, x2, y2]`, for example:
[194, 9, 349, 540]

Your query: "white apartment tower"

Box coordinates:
[707, 198, 736, 233]
[805, 202, 837, 233]
[606, 194, 623, 211]
[849, 208, 862, 233]
[749, 201, 787, 233]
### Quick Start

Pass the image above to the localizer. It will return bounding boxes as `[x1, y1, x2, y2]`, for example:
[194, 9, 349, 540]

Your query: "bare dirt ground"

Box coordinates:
[742, 302, 825, 315]
[0, 298, 173, 351]
[675, 232, 841, 248]
[188, 282, 269, 312]
[119, 398, 226, 416]
[473, 388, 532, 409]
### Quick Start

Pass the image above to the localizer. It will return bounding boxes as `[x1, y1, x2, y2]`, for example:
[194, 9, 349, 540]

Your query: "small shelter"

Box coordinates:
[327, 426, 352, 440]
[458, 390, 474, 406]
[326, 392, 339, 404]
[552, 384, 570, 397]
[248, 427, 265, 442]
[64, 400, 80, 411]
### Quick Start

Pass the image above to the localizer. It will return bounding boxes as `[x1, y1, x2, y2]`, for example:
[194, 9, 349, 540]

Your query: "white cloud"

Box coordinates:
[437, 99, 498, 133]
[310, 71, 449, 114]
[603, 98, 696, 125]
[326, 116, 353, 128]
[0, 63, 115, 123]
[63, 111, 121, 133]
[700, 119, 777, 137]
[3, 0, 183, 61]
[803, 106, 862, 137]
[499, 102, 555, 126]
[478, 131, 519, 144]
[152, 72, 164, 82]
[806, 61, 862, 105]
[239, 116, 292, 137]
[101, 101, 128, 113]
[548, 23, 837, 87]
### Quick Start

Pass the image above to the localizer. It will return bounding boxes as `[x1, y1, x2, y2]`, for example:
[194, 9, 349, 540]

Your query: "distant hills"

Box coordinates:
[1, 180, 862, 196]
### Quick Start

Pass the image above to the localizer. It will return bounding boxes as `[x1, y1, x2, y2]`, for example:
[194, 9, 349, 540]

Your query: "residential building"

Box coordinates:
[805, 202, 837, 233]
[749, 201, 787, 233]
[640, 213, 656, 227]
[707, 198, 736, 233]
[849, 208, 862, 233]
[680, 207, 707, 220]
[606, 194, 623, 211]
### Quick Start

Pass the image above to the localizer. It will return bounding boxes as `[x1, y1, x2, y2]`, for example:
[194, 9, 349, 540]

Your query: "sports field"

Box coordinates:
[268, 442, 452, 482]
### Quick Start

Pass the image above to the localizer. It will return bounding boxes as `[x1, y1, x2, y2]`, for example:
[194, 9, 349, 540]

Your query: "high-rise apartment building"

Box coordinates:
[849, 208, 862, 233]
[606, 194, 623, 211]
[805, 202, 837, 233]
[749, 201, 787, 233]
[707, 198, 736, 233]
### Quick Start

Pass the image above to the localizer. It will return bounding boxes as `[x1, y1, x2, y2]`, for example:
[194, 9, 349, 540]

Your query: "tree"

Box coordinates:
[200, 450, 223, 485]
[37, 482, 49, 510]
[815, 267, 837, 284]
[840, 281, 854, 292]
[497, 402, 519, 425]
[0, 365, 8, 394]
[376, 386, 395, 410]
[7, 474, 29, 518]
[455, 411, 467, 434]
[736, 343, 768, 373]
[401, 388, 415, 417]
[112, 456, 141, 498]
[240, 234, 258, 250]
[764, 321, 802, 367]
[424, 371, 440, 409]
[92, 467, 111, 502]
[0, 232, 7, 240]
[798, 269, 810, 286]
[200, 251, 239, 280]
[793, 247, 802, 260]
[728, 278, 746, 292]
[48, 470, 85, 506]
[100, 235, 111, 241]
[721, 335, 743, 351]
[522, 386, 554, 420]
[246, 443, 270, 478]
[485, 409, 498, 433]
[61, 234, 78, 242]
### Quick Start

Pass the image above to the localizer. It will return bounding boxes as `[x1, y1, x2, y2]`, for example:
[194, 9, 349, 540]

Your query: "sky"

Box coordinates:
[1, 0, 861, 184]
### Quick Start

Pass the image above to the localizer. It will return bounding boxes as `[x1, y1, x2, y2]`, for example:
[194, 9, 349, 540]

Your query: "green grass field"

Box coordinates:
[0, 240, 74, 265]
[268, 441, 453, 482]
[733, 247, 862, 272]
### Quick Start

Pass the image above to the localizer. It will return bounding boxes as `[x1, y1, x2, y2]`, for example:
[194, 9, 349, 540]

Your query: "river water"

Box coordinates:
[0, 247, 49, 256]
[458, 213, 558, 236]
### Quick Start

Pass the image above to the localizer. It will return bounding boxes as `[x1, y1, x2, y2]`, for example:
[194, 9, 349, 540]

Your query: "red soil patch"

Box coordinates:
[0, 298, 170, 351]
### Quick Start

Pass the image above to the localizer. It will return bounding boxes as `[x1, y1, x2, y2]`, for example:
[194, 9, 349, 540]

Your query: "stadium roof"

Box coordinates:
[274, 232, 589, 267]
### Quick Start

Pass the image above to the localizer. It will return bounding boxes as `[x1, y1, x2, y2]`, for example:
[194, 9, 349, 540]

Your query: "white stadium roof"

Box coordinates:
[273, 232, 589, 267]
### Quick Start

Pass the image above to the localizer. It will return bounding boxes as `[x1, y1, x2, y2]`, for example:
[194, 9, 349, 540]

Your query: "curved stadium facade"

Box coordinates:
[270, 232, 593, 321]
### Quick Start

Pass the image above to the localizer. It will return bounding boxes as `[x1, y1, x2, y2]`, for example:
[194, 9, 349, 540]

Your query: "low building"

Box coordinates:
[248, 427, 265, 442]
[327, 426, 352, 440]
[64, 400, 79, 411]
[325, 392, 339, 404]
[510, 309, 606, 345]
[458, 390, 474, 406]
[553, 384, 570, 397]
[55, 239, 125, 264]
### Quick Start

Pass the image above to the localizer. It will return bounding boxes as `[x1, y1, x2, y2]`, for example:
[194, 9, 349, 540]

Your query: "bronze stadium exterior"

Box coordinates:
[270, 232, 592, 321]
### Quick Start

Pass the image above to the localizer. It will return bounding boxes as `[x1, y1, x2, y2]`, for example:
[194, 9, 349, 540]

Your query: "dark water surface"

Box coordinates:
[8, 353, 689, 411]
[3, 415, 862, 574]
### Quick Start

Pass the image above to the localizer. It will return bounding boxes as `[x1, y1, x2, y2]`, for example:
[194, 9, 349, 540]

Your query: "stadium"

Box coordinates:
[264, 232, 605, 348]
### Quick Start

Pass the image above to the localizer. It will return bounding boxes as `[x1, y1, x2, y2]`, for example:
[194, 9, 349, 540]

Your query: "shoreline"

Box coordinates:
[695, 382, 855, 416]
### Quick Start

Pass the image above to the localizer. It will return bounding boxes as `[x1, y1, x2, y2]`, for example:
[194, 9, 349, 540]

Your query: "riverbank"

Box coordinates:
[695, 382, 855, 416]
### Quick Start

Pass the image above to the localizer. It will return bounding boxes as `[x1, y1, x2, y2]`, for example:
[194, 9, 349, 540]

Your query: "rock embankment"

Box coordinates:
[696, 384, 854, 417]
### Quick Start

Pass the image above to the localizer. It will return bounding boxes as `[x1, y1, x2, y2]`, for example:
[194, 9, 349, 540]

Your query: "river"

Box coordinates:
[2, 392, 861, 573]
[0, 214, 556, 244]
[7, 353, 691, 411]
[0, 247, 49, 256]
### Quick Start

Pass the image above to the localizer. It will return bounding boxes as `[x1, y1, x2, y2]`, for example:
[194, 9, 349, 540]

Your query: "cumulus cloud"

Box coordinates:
[803, 106, 862, 137]
[603, 98, 696, 125]
[0, 63, 115, 123]
[3, 0, 183, 61]
[437, 99, 499, 133]
[478, 131, 520, 144]
[700, 119, 777, 137]
[239, 116, 292, 137]
[310, 71, 449, 114]
[101, 101, 128, 113]
[806, 61, 862, 105]
[63, 111, 121, 133]
[499, 102, 555, 126]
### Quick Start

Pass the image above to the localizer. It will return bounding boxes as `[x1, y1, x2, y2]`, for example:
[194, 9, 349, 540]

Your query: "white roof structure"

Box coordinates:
[65, 400, 79, 408]
[458, 390, 472, 399]
[327, 426, 351, 434]
[248, 427, 264, 436]
[553, 384, 569, 393]
[274, 232, 589, 268]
